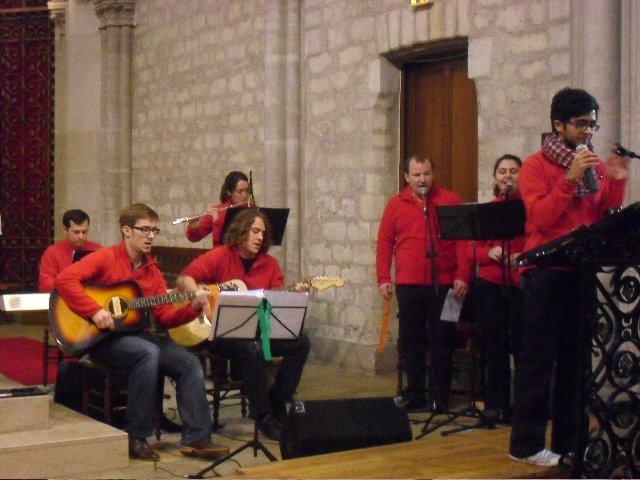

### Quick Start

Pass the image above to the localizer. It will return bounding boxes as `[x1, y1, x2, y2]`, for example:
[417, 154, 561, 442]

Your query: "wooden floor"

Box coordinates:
[0, 321, 568, 479]
[238, 426, 564, 479]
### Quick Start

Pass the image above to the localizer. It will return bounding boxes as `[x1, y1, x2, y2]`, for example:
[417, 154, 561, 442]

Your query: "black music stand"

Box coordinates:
[222, 207, 290, 246]
[417, 200, 525, 438]
[437, 199, 524, 242]
[190, 290, 308, 478]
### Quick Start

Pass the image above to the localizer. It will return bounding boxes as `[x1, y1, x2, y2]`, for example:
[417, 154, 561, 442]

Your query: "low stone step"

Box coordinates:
[0, 376, 128, 478]
[0, 387, 49, 433]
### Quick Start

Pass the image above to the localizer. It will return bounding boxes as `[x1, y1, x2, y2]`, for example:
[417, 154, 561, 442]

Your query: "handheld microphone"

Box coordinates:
[419, 186, 428, 217]
[576, 144, 599, 193]
[504, 181, 514, 198]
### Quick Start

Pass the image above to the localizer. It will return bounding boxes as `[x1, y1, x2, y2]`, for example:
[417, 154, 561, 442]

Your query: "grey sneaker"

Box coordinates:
[509, 448, 561, 466]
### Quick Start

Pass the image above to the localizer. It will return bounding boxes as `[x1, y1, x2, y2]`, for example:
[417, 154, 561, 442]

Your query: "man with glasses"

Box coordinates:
[54, 203, 230, 462]
[508, 88, 629, 466]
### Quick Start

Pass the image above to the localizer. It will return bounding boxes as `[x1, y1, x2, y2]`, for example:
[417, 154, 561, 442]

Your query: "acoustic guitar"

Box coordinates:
[48, 280, 224, 353]
[167, 276, 345, 347]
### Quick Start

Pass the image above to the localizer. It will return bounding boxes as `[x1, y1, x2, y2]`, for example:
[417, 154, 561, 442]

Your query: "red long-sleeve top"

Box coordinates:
[180, 245, 284, 290]
[185, 201, 231, 247]
[53, 242, 200, 328]
[38, 239, 103, 292]
[471, 195, 526, 286]
[376, 184, 471, 287]
[519, 148, 626, 255]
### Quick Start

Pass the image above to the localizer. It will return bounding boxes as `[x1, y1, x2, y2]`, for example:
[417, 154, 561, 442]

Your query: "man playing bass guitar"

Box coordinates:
[53, 203, 229, 462]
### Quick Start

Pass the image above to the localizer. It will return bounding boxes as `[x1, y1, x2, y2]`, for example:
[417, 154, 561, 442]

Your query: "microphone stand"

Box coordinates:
[422, 192, 439, 296]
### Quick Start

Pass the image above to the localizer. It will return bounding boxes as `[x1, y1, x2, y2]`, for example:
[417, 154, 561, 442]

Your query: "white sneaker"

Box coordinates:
[509, 448, 561, 466]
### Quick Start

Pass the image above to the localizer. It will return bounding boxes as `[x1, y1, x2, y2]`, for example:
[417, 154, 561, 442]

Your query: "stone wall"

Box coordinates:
[132, 0, 267, 237]
[128, 0, 572, 373]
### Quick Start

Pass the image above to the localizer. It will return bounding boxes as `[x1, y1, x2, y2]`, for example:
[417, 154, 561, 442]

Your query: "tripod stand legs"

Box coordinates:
[188, 419, 277, 478]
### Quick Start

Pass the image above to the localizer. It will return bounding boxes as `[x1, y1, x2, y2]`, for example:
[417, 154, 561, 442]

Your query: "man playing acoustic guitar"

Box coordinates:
[53, 203, 229, 462]
[177, 208, 311, 442]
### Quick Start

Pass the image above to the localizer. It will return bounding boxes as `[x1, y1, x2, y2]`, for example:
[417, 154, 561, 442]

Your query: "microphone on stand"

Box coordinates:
[615, 143, 640, 159]
[576, 144, 599, 193]
[419, 186, 428, 217]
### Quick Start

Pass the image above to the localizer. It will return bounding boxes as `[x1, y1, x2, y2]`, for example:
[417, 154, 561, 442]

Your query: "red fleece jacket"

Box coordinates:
[53, 241, 200, 328]
[38, 239, 103, 292]
[519, 148, 626, 255]
[376, 184, 471, 287]
[180, 245, 284, 290]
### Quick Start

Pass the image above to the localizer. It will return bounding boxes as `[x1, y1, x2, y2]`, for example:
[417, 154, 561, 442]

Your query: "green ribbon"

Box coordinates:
[257, 298, 272, 361]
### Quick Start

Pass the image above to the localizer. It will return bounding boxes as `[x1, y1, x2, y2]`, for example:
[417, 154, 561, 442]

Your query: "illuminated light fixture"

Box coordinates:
[410, 0, 434, 8]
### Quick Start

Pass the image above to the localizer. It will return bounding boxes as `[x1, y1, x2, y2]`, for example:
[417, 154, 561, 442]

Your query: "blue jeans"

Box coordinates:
[90, 332, 212, 445]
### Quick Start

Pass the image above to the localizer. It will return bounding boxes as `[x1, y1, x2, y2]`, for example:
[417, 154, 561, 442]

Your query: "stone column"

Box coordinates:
[570, 0, 621, 160]
[48, 0, 67, 228]
[620, 0, 640, 203]
[264, 0, 301, 277]
[94, 0, 135, 243]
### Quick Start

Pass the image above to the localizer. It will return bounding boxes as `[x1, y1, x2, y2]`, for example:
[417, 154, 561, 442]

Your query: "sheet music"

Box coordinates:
[263, 290, 308, 339]
[210, 291, 263, 340]
[209, 289, 308, 340]
[440, 288, 462, 323]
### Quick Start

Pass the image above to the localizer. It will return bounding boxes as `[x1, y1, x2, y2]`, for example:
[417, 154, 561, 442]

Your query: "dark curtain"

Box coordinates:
[0, 0, 54, 289]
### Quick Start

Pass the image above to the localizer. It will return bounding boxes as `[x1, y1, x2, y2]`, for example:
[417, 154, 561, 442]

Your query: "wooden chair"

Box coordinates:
[42, 325, 79, 386]
[80, 358, 164, 440]
[194, 348, 248, 430]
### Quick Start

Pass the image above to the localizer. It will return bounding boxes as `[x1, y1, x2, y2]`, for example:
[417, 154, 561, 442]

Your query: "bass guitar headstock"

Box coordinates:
[307, 276, 345, 291]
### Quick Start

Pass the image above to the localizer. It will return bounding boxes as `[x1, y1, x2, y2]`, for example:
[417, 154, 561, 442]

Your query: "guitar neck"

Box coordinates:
[127, 290, 197, 310]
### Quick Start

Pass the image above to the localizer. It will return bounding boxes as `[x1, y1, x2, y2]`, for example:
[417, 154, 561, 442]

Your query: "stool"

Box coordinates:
[80, 358, 164, 440]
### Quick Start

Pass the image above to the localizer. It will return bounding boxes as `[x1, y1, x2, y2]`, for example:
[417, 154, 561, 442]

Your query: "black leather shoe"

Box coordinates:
[128, 436, 160, 462]
[257, 414, 283, 441]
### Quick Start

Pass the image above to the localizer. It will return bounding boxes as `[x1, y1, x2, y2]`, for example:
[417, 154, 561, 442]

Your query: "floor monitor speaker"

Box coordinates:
[279, 396, 412, 459]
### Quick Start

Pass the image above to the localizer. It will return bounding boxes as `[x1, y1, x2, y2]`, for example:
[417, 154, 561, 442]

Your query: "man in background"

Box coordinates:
[376, 155, 470, 412]
[38, 209, 102, 292]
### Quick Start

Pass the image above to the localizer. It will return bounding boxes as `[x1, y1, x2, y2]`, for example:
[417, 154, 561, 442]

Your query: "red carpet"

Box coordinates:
[0, 336, 54, 386]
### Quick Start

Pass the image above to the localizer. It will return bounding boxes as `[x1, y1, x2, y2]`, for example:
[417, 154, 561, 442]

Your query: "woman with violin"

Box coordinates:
[185, 171, 253, 248]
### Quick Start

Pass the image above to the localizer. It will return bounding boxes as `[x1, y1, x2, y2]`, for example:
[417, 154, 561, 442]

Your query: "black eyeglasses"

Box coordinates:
[567, 120, 600, 132]
[131, 226, 160, 236]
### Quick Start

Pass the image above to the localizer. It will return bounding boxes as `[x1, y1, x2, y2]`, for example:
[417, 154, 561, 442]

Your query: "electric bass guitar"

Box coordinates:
[167, 276, 345, 347]
[48, 280, 225, 353]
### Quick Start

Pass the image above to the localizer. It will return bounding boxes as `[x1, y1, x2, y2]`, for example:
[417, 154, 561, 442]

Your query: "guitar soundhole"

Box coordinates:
[107, 296, 129, 319]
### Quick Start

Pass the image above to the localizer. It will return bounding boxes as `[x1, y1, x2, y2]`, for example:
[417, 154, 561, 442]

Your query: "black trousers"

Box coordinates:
[212, 333, 311, 418]
[474, 278, 523, 411]
[396, 284, 455, 406]
[509, 269, 587, 457]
